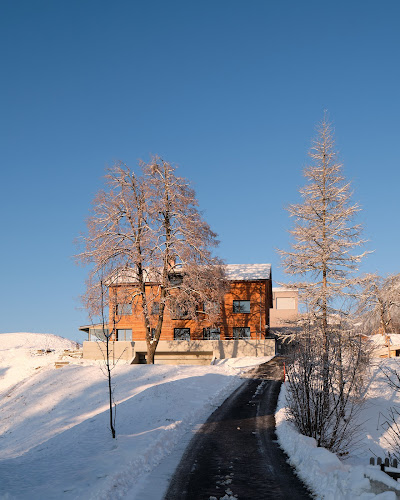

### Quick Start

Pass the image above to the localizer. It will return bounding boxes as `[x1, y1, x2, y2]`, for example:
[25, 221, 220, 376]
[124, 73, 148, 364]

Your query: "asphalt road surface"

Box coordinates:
[164, 357, 312, 499]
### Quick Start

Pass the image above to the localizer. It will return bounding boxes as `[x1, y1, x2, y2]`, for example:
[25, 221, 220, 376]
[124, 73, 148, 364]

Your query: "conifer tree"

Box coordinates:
[279, 115, 368, 452]
[280, 115, 367, 334]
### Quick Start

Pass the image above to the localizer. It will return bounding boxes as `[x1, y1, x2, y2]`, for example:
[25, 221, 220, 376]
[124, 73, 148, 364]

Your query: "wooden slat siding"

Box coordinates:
[108, 279, 271, 341]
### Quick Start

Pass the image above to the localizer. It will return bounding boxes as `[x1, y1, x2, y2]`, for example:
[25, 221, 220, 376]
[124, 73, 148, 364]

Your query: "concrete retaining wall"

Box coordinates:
[83, 339, 275, 365]
[83, 341, 135, 362]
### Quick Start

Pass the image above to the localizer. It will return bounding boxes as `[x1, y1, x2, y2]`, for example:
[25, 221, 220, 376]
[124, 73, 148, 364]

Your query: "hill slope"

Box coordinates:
[0, 332, 271, 499]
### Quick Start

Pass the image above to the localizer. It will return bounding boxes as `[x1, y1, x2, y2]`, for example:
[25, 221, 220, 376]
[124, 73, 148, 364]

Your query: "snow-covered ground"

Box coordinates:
[276, 355, 400, 499]
[5, 331, 400, 499]
[0, 332, 271, 500]
[370, 333, 400, 349]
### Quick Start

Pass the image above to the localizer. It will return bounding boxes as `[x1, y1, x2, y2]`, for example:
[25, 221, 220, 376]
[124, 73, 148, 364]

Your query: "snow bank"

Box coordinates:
[213, 355, 273, 371]
[0, 333, 271, 499]
[276, 363, 400, 499]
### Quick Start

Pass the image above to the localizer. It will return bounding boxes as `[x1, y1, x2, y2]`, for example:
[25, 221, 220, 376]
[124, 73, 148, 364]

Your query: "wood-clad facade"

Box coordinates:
[107, 264, 273, 341]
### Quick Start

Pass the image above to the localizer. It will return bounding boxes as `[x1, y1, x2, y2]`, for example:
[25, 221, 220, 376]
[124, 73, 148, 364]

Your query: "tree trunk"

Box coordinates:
[147, 341, 157, 364]
[106, 334, 116, 438]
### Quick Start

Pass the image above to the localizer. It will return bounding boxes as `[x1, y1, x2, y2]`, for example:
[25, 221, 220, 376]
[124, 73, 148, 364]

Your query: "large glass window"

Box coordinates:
[233, 300, 250, 313]
[116, 329, 132, 341]
[89, 328, 109, 341]
[232, 327, 251, 339]
[116, 303, 132, 315]
[174, 328, 190, 340]
[203, 328, 220, 340]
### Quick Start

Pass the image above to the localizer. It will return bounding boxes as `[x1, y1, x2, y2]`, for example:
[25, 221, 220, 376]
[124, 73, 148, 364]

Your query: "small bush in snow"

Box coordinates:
[285, 324, 366, 456]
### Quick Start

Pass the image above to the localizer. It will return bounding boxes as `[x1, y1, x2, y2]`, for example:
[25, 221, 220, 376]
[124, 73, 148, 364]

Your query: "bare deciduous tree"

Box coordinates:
[80, 272, 124, 439]
[285, 322, 365, 455]
[357, 273, 400, 335]
[77, 156, 227, 365]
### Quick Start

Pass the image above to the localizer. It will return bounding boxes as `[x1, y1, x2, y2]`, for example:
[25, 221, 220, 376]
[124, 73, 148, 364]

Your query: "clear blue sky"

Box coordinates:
[1, 0, 399, 341]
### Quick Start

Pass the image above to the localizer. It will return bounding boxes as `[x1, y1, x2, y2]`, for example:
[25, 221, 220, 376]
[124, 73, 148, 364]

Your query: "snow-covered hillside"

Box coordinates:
[7, 332, 400, 499]
[0, 332, 78, 393]
[0, 332, 271, 499]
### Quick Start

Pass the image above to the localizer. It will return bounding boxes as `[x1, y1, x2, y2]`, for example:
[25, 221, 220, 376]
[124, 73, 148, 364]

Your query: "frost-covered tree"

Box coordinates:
[279, 116, 368, 453]
[279, 115, 367, 336]
[357, 273, 400, 334]
[77, 157, 227, 364]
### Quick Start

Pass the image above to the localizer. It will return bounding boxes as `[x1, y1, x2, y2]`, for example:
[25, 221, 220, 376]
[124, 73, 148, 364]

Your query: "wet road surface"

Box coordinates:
[164, 357, 312, 499]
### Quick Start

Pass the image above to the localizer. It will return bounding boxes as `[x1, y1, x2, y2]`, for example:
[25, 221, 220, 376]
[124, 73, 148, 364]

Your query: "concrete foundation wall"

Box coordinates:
[83, 341, 135, 362]
[83, 339, 275, 364]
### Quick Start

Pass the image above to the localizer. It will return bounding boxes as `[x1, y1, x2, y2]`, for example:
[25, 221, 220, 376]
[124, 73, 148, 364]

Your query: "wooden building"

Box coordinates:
[81, 264, 273, 342]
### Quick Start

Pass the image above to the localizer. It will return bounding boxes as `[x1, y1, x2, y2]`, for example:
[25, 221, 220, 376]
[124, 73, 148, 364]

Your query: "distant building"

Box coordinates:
[269, 287, 298, 328]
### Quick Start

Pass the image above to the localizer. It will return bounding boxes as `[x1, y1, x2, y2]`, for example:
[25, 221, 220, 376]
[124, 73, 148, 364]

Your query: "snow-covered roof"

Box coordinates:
[109, 263, 272, 284]
[225, 264, 271, 281]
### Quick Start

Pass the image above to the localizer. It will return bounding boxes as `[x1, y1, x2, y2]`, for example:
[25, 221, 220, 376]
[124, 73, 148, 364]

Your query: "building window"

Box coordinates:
[202, 302, 219, 315]
[151, 302, 160, 315]
[172, 304, 190, 319]
[89, 328, 109, 341]
[203, 328, 220, 340]
[233, 300, 250, 313]
[169, 273, 183, 286]
[174, 328, 190, 340]
[275, 297, 296, 310]
[232, 327, 250, 339]
[116, 329, 132, 341]
[116, 303, 132, 315]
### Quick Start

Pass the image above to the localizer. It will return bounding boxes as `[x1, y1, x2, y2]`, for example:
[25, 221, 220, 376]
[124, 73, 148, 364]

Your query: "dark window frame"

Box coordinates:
[168, 273, 184, 286]
[174, 328, 191, 340]
[151, 302, 160, 315]
[202, 301, 219, 314]
[203, 327, 221, 340]
[116, 329, 132, 341]
[116, 303, 132, 316]
[171, 304, 190, 320]
[232, 300, 251, 314]
[232, 327, 251, 339]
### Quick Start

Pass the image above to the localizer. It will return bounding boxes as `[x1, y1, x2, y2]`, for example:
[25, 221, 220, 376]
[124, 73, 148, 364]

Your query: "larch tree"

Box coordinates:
[77, 157, 227, 365]
[279, 115, 367, 337]
[279, 115, 369, 453]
